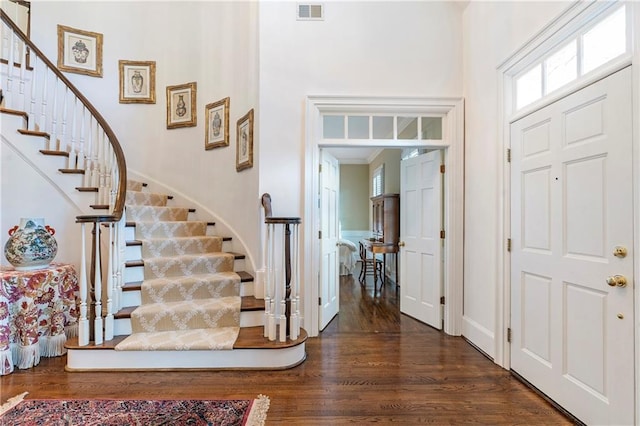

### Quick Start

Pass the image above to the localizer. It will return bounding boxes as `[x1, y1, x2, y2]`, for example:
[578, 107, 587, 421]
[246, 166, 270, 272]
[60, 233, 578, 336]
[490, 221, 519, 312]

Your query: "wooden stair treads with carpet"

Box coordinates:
[115, 181, 242, 351]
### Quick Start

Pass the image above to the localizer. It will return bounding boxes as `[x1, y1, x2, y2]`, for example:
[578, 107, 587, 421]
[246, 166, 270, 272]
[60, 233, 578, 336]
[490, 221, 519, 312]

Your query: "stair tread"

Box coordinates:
[0, 107, 28, 118]
[126, 221, 216, 227]
[122, 271, 253, 291]
[115, 296, 262, 318]
[65, 326, 307, 350]
[19, 129, 50, 138]
[125, 252, 243, 266]
[41, 150, 67, 156]
[126, 237, 231, 246]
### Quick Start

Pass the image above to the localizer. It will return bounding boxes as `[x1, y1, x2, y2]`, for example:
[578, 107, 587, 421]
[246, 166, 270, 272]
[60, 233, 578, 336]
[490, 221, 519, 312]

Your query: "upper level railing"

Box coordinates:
[1, 10, 127, 346]
[0, 9, 126, 222]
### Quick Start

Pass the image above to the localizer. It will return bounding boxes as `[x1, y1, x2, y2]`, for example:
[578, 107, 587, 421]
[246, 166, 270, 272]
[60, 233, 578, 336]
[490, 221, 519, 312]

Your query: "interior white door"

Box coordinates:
[510, 67, 634, 425]
[400, 150, 443, 328]
[319, 149, 340, 330]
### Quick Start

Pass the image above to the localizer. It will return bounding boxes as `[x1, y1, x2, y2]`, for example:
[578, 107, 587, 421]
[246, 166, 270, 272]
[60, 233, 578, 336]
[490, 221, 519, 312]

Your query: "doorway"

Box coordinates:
[303, 96, 464, 338]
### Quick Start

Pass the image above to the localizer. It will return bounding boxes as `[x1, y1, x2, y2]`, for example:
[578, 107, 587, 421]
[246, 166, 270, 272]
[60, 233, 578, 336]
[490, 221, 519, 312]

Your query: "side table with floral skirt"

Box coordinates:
[0, 263, 80, 375]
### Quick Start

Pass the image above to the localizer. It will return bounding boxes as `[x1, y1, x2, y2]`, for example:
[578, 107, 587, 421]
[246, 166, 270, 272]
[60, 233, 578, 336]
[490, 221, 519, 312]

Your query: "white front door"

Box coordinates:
[510, 67, 634, 425]
[319, 149, 340, 330]
[400, 150, 443, 329]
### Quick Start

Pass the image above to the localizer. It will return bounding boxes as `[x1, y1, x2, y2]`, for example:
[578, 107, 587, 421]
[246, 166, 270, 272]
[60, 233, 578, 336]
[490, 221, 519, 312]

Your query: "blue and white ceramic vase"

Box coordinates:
[4, 218, 58, 270]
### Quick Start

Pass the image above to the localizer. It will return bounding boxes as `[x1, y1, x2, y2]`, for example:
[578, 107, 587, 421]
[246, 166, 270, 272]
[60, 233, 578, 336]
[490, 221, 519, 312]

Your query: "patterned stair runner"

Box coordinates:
[115, 182, 241, 351]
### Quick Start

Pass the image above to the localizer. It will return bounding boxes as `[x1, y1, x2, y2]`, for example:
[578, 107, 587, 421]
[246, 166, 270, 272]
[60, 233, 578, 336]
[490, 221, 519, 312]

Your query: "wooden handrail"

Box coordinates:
[1, 9, 127, 223]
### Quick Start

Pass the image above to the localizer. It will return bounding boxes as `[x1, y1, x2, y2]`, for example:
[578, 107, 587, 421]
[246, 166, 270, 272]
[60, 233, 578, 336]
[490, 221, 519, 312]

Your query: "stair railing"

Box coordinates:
[1, 11, 127, 346]
[261, 193, 301, 341]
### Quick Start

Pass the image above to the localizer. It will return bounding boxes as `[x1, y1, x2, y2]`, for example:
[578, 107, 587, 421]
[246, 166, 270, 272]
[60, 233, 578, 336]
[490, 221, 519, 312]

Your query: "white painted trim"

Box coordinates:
[631, 3, 640, 423]
[304, 96, 464, 337]
[66, 343, 306, 370]
[497, 3, 639, 421]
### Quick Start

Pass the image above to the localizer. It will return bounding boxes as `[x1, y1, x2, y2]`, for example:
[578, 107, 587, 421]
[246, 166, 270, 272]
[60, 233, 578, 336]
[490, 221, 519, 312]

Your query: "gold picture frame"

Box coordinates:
[57, 25, 103, 77]
[236, 109, 254, 172]
[166, 82, 197, 129]
[205, 97, 230, 150]
[119, 60, 156, 104]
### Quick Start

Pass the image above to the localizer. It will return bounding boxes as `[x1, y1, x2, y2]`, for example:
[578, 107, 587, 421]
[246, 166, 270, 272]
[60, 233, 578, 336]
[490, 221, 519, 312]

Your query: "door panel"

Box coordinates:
[400, 150, 442, 328]
[510, 67, 634, 425]
[319, 150, 339, 330]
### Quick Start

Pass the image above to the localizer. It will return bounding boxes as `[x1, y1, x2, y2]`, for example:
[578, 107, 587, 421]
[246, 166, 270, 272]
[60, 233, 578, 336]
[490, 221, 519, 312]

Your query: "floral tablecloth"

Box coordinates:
[0, 263, 79, 375]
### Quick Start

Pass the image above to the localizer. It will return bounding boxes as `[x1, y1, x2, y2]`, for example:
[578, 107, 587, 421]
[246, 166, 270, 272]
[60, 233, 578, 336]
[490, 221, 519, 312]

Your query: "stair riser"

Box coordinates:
[66, 343, 306, 371]
[124, 259, 244, 282]
[121, 282, 255, 306]
[114, 310, 264, 335]
[124, 240, 232, 261]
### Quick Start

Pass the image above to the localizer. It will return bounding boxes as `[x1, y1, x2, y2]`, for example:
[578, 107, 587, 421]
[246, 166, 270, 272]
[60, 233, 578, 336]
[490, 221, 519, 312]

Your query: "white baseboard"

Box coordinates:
[462, 316, 495, 359]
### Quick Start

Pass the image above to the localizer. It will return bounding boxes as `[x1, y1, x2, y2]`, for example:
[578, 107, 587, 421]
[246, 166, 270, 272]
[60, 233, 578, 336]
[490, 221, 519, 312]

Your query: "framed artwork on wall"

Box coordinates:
[205, 97, 230, 150]
[236, 109, 254, 171]
[57, 25, 103, 77]
[166, 82, 197, 129]
[119, 60, 156, 104]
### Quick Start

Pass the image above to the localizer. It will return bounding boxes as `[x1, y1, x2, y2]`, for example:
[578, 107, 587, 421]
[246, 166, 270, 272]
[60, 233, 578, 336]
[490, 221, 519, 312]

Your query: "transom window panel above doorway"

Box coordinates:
[322, 114, 444, 141]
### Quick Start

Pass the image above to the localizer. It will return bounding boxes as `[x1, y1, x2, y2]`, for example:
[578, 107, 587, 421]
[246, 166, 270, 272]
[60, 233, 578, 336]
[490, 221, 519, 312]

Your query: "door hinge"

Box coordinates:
[507, 148, 511, 163]
[319, 163, 322, 173]
[440, 296, 445, 305]
[507, 238, 512, 252]
[440, 164, 445, 173]
[507, 327, 512, 343]
[440, 230, 445, 239]
[319, 230, 322, 239]
[318, 297, 322, 306]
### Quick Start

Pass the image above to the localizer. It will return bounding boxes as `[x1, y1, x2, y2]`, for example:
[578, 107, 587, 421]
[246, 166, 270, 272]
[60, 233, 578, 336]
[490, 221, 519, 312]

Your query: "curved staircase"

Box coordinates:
[65, 181, 307, 370]
[1, 10, 306, 371]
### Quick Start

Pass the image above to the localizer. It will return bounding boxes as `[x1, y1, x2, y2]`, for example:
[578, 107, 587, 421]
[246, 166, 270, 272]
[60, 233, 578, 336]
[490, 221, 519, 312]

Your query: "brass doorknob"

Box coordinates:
[398, 241, 405, 247]
[606, 275, 627, 287]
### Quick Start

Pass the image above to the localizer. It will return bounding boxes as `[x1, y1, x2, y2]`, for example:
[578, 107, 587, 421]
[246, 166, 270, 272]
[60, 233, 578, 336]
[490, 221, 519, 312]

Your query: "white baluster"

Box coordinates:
[77, 107, 86, 171]
[93, 222, 103, 345]
[290, 223, 299, 340]
[5, 29, 14, 108]
[268, 223, 277, 341]
[117, 213, 126, 310]
[60, 87, 68, 154]
[104, 223, 114, 341]
[78, 223, 90, 346]
[68, 97, 77, 169]
[49, 76, 59, 151]
[263, 223, 271, 337]
[279, 300, 287, 342]
[39, 64, 48, 133]
[28, 52, 36, 130]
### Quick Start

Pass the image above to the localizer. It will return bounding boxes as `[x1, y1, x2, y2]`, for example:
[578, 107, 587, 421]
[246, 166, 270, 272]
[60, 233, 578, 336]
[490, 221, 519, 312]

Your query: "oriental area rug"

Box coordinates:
[0, 392, 269, 426]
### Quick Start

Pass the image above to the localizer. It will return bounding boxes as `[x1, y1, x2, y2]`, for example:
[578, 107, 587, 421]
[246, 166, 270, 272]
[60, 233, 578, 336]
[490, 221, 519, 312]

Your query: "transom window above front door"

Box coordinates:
[515, 4, 629, 111]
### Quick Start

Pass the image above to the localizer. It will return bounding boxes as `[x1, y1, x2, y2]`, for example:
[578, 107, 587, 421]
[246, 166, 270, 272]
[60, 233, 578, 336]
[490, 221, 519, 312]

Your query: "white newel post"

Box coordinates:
[104, 223, 114, 341]
[78, 223, 90, 346]
[93, 222, 103, 345]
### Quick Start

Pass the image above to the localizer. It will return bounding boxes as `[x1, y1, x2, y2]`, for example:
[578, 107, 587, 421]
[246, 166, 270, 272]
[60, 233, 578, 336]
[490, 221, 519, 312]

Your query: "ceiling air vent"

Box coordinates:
[297, 3, 324, 20]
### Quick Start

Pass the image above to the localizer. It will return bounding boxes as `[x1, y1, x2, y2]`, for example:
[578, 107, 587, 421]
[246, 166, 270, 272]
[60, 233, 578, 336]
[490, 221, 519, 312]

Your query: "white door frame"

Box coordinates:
[303, 96, 464, 337]
[497, 0, 640, 419]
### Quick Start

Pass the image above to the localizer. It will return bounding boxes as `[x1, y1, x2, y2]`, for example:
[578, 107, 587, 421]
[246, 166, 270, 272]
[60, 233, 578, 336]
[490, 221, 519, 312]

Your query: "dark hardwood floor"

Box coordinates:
[1, 266, 571, 424]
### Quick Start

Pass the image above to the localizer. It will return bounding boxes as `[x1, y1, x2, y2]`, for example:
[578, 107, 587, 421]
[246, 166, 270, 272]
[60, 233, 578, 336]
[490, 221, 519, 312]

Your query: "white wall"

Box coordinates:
[258, 1, 463, 216]
[461, 1, 571, 357]
[29, 1, 260, 269]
